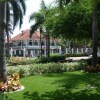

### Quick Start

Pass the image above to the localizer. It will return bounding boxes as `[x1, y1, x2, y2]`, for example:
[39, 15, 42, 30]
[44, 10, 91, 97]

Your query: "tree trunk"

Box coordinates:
[46, 33, 50, 59]
[92, 5, 98, 67]
[6, 30, 10, 59]
[40, 28, 42, 58]
[0, 2, 7, 82]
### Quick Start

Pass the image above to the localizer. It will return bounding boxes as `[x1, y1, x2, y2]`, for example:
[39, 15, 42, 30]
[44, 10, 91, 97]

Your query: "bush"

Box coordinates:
[50, 54, 66, 62]
[7, 65, 30, 77]
[7, 57, 36, 66]
[34, 56, 49, 63]
[7, 57, 26, 66]
[82, 57, 100, 66]
[65, 53, 89, 57]
[7, 62, 86, 76]
[31, 54, 66, 63]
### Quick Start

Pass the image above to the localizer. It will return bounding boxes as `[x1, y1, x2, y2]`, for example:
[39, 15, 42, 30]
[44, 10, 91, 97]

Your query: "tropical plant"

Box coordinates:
[5, 0, 26, 58]
[29, 0, 52, 59]
[46, 0, 100, 67]
[0, 1, 7, 82]
[0, 0, 26, 82]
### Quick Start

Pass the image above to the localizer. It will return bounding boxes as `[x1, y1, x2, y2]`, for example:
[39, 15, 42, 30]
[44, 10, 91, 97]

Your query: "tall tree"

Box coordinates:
[51, 0, 100, 67]
[0, 0, 26, 82]
[0, 1, 7, 82]
[29, 12, 44, 57]
[29, 0, 51, 58]
[5, 0, 26, 58]
[92, 0, 100, 67]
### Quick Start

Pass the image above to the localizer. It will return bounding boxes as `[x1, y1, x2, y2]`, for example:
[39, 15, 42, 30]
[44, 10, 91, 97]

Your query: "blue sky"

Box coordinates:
[12, 0, 54, 37]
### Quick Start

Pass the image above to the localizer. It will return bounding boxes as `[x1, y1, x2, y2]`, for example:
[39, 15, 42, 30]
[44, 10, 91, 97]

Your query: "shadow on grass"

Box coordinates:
[23, 72, 100, 100]
[44, 72, 100, 90]
[23, 89, 100, 100]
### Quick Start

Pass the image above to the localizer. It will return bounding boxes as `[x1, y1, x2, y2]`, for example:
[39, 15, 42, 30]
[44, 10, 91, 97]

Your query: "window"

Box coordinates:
[41, 41, 45, 46]
[29, 40, 32, 46]
[51, 41, 55, 46]
[34, 40, 38, 45]
[18, 40, 21, 46]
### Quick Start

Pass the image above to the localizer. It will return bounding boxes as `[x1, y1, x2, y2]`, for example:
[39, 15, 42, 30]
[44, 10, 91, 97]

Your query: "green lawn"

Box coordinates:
[5, 71, 100, 100]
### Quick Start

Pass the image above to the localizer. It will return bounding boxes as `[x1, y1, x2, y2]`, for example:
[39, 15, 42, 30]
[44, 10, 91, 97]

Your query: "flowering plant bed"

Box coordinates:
[85, 64, 100, 73]
[0, 73, 20, 92]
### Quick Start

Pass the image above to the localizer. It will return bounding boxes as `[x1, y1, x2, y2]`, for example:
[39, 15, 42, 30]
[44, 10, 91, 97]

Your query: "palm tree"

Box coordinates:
[0, 2, 7, 82]
[5, 0, 26, 58]
[29, 0, 51, 58]
[29, 12, 44, 57]
[0, 0, 26, 82]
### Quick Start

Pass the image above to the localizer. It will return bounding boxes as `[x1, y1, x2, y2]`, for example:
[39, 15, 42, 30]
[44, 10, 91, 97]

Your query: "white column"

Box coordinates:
[77, 48, 79, 53]
[14, 50, 16, 55]
[72, 48, 74, 53]
[23, 48, 26, 57]
[10, 48, 13, 57]
[66, 48, 68, 53]
[81, 48, 83, 53]
[31, 50, 33, 57]
[85, 48, 88, 52]
[59, 47, 61, 54]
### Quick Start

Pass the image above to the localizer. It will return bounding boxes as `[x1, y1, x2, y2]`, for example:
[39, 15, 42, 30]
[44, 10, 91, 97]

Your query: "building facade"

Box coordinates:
[5, 29, 61, 57]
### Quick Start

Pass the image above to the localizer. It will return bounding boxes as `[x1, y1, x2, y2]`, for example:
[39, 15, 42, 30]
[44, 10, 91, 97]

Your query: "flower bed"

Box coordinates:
[0, 73, 20, 92]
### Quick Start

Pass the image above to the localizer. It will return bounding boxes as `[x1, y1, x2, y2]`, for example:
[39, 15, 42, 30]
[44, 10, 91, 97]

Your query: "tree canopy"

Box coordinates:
[43, 0, 93, 40]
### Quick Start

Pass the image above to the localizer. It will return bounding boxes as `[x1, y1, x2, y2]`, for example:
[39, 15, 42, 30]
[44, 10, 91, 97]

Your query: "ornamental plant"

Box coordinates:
[84, 64, 100, 73]
[0, 73, 20, 92]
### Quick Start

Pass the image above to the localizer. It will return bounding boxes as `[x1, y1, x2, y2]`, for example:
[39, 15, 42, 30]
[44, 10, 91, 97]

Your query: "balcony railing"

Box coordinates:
[11, 45, 61, 49]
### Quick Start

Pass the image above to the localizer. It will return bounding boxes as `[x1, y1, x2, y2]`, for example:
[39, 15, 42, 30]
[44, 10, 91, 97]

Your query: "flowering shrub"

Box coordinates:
[0, 73, 20, 92]
[7, 62, 85, 76]
[84, 64, 100, 73]
[8, 57, 26, 66]
[7, 57, 36, 66]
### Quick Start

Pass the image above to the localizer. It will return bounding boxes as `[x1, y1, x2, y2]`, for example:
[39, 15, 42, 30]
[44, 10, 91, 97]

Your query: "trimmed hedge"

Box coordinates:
[33, 54, 66, 63]
[65, 53, 89, 57]
[7, 61, 86, 77]
[7, 54, 66, 65]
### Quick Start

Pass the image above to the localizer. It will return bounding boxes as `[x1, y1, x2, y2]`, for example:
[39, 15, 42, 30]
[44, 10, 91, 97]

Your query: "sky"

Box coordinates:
[12, 0, 54, 37]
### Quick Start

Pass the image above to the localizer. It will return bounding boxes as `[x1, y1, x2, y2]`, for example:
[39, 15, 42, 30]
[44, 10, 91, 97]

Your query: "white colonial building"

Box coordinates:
[5, 29, 61, 57]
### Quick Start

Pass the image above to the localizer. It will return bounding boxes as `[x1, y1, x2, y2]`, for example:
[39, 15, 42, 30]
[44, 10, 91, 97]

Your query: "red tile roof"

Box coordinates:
[11, 29, 41, 41]
[5, 29, 60, 43]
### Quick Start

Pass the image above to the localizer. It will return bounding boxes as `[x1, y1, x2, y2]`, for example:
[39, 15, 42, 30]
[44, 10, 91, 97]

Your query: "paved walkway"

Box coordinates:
[66, 56, 92, 61]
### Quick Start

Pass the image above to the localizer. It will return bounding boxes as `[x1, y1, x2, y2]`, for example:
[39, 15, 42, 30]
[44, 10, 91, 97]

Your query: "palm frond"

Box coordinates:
[30, 23, 39, 37]
[9, 0, 26, 29]
[18, 0, 26, 14]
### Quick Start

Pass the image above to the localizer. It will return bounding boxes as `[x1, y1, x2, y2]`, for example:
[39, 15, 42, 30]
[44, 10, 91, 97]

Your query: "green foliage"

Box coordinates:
[44, 0, 92, 40]
[7, 57, 37, 66]
[32, 54, 66, 63]
[50, 54, 66, 62]
[65, 53, 89, 57]
[6, 71, 100, 100]
[83, 57, 100, 66]
[19, 68, 26, 78]
[7, 62, 86, 76]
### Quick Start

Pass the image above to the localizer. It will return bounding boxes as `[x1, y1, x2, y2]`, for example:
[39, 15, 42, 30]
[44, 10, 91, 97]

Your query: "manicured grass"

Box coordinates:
[5, 71, 100, 100]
